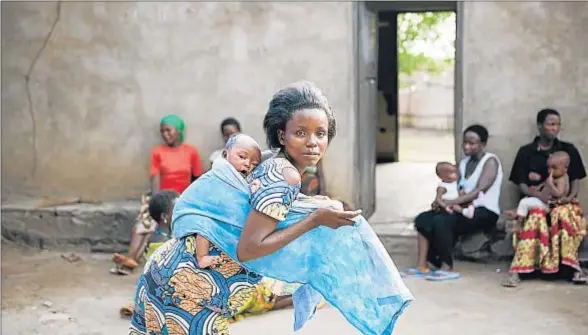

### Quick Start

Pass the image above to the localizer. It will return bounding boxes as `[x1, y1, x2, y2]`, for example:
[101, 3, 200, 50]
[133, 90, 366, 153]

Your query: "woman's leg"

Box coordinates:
[502, 209, 548, 287]
[429, 212, 459, 270]
[422, 213, 463, 281]
[416, 233, 431, 270]
[413, 210, 440, 272]
[550, 203, 587, 283]
[128, 232, 152, 261]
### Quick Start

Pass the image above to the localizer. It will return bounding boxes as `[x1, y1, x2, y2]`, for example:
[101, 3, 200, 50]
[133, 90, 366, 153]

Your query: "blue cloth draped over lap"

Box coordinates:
[172, 158, 413, 335]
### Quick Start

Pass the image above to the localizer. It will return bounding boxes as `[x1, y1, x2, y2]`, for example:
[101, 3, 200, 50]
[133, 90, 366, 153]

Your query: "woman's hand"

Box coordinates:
[311, 208, 362, 229]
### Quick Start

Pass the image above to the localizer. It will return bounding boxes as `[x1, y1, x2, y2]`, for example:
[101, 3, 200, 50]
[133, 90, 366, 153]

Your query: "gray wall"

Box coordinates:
[1, 2, 357, 202]
[460, 1, 588, 209]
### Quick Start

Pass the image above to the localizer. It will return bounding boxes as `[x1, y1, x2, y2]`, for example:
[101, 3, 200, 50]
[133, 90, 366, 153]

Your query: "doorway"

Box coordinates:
[356, 2, 461, 228]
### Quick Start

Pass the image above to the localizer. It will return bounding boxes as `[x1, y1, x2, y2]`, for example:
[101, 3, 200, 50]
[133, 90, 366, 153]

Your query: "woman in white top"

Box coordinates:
[403, 124, 503, 281]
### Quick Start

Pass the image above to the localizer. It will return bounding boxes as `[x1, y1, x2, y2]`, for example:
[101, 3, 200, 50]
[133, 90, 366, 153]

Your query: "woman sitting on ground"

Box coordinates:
[501, 108, 587, 287]
[111, 114, 203, 274]
[403, 124, 503, 281]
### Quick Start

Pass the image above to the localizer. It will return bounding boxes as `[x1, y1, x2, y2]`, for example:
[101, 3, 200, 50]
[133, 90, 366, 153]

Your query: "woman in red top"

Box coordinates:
[111, 115, 203, 274]
[150, 114, 203, 194]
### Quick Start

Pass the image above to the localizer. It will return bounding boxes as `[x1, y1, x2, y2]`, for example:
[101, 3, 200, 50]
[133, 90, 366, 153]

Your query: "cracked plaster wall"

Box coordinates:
[1, 2, 356, 202]
[460, 2, 588, 209]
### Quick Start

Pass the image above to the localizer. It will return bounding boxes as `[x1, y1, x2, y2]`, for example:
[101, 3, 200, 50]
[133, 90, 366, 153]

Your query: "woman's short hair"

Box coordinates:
[220, 117, 241, 133]
[148, 190, 179, 222]
[536, 108, 560, 125]
[464, 124, 489, 144]
[263, 81, 336, 150]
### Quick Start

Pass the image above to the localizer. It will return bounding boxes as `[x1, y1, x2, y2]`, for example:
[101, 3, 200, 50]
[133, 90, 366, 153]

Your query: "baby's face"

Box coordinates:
[442, 171, 458, 183]
[548, 159, 568, 178]
[437, 165, 457, 183]
[225, 143, 261, 178]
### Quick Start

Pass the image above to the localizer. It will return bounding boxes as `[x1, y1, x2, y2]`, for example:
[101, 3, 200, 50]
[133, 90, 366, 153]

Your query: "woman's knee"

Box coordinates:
[414, 210, 436, 233]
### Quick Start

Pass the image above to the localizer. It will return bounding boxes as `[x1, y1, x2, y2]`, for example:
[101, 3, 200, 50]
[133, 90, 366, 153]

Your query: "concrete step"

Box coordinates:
[1, 201, 139, 253]
[2, 200, 587, 265]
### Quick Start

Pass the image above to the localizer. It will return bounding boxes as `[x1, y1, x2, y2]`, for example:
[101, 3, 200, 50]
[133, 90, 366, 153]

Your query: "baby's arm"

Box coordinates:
[550, 175, 569, 199]
[435, 187, 448, 208]
[546, 174, 567, 199]
[196, 235, 221, 268]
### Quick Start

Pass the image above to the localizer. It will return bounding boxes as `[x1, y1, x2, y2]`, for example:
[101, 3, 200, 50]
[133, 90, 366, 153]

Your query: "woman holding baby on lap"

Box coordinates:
[403, 124, 503, 281]
[501, 108, 587, 287]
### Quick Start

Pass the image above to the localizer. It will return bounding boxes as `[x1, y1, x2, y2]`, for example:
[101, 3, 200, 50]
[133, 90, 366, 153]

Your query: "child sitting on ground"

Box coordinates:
[435, 162, 483, 219]
[111, 190, 178, 275]
[505, 151, 570, 232]
[196, 133, 262, 268]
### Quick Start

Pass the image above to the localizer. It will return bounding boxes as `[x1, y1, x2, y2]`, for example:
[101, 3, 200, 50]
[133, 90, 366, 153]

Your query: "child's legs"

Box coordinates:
[516, 197, 548, 217]
[128, 230, 152, 261]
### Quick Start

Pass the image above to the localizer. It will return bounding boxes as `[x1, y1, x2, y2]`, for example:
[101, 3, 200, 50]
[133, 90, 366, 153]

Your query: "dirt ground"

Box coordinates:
[2, 243, 587, 335]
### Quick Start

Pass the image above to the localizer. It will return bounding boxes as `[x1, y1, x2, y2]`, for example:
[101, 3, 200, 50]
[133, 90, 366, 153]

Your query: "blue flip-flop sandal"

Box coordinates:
[400, 268, 436, 278]
[425, 270, 460, 281]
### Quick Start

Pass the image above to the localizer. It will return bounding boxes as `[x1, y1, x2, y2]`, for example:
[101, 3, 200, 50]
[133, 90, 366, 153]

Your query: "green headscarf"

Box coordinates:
[160, 114, 185, 143]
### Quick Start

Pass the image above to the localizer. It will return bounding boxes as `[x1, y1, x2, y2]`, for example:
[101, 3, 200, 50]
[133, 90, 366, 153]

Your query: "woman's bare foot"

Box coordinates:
[501, 273, 521, 287]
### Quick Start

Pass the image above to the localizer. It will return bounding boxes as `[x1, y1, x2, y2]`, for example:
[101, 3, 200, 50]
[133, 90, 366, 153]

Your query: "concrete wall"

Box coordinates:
[460, 1, 588, 209]
[1, 2, 356, 202]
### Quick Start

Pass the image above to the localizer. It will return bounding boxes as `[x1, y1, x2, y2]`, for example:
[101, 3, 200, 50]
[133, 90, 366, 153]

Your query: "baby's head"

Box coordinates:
[547, 151, 570, 178]
[148, 190, 179, 228]
[436, 162, 457, 183]
[223, 134, 261, 178]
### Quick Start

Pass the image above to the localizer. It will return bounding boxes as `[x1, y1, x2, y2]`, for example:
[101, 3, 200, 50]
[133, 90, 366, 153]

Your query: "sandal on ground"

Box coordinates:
[109, 264, 133, 276]
[400, 267, 434, 278]
[571, 271, 588, 284]
[501, 274, 521, 288]
[119, 303, 134, 318]
[425, 270, 460, 281]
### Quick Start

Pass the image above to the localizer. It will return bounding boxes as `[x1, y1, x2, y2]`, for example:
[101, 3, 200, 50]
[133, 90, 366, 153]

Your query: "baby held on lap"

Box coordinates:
[435, 162, 484, 219]
[505, 151, 570, 231]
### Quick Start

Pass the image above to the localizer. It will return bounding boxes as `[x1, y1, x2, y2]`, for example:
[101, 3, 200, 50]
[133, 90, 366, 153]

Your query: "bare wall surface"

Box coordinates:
[460, 2, 588, 209]
[1, 2, 355, 202]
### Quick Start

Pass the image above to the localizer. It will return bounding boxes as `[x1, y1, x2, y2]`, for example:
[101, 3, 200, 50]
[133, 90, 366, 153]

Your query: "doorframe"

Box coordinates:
[353, 1, 463, 214]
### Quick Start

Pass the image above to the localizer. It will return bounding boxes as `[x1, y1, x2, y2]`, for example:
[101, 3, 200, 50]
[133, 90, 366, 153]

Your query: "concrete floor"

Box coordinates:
[370, 128, 454, 236]
[2, 246, 587, 335]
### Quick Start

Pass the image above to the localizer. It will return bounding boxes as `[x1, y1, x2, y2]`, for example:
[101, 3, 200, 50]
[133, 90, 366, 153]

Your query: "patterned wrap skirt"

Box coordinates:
[129, 235, 262, 335]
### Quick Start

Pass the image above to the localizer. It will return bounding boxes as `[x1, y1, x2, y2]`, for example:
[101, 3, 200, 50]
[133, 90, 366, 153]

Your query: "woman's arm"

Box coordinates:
[150, 175, 161, 194]
[237, 208, 360, 262]
[446, 157, 499, 206]
[568, 179, 580, 199]
[149, 149, 161, 194]
[236, 210, 319, 262]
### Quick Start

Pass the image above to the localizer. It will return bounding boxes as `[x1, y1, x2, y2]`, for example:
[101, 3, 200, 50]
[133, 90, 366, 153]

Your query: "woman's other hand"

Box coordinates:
[311, 208, 362, 229]
[528, 172, 542, 181]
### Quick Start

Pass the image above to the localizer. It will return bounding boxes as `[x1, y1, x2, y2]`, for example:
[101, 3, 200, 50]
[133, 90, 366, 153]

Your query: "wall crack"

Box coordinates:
[24, 1, 62, 177]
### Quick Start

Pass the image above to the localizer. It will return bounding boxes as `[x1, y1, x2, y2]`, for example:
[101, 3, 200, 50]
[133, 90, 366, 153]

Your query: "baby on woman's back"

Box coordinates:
[196, 134, 261, 268]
